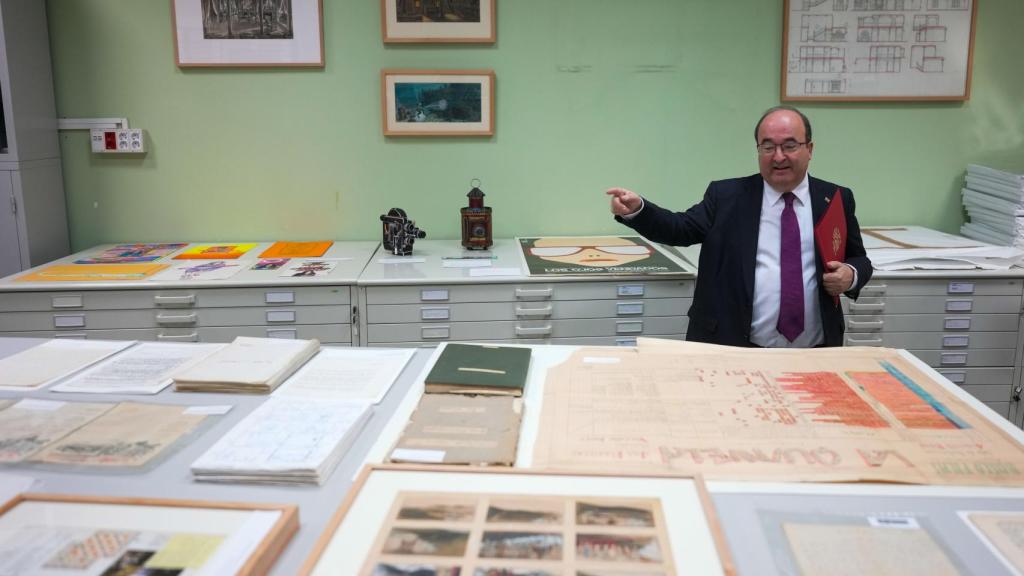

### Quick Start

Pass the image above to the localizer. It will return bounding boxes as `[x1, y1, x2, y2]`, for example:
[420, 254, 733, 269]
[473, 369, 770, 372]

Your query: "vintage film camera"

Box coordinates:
[380, 207, 426, 256]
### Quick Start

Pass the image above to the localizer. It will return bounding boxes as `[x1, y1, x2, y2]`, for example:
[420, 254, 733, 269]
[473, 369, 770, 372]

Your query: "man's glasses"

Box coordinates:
[529, 245, 653, 257]
[757, 140, 809, 156]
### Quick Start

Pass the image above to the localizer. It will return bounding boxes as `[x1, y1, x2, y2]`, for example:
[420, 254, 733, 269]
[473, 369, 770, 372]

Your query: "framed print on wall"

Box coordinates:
[781, 0, 977, 101]
[172, 0, 325, 67]
[381, 0, 496, 43]
[382, 69, 495, 137]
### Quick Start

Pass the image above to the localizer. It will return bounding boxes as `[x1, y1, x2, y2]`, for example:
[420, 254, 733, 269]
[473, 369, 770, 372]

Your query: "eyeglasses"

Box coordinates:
[756, 140, 809, 156]
[529, 245, 653, 257]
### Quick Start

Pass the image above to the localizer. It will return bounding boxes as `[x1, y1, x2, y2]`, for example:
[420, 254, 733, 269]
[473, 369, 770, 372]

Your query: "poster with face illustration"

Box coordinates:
[516, 236, 687, 276]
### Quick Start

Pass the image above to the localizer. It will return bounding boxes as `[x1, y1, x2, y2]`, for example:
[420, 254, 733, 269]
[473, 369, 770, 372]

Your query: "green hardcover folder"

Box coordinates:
[424, 344, 532, 396]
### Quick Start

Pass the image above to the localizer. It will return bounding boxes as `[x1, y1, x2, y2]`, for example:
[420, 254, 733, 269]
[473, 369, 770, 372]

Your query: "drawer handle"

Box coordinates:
[860, 283, 887, 294]
[157, 332, 198, 342]
[847, 319, 884, 330]
[938, 371, 966, 385]
[849, 302, 884, 312]
[515, 325, 552, 337]
[846, 336, 883, 346]
[156, 313, 197, 326]
[940, 353, 968, 366]
[154, 294, 195, 306]
[515, 287, 553, 299]
[516, 305, 552, 318]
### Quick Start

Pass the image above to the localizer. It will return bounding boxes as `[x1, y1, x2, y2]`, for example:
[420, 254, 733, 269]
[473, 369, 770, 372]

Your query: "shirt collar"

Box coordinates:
[763, 174, 810, 207]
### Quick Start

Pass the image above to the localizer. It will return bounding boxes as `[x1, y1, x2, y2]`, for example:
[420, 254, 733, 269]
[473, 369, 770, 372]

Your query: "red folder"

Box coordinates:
[814, 188, 847, 305]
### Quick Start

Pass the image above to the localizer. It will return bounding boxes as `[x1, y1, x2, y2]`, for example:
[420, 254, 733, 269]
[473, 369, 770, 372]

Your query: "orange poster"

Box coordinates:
[173, 244, 257, 260]
[16, 263, 169, 282]
[259, 241, 333, 259]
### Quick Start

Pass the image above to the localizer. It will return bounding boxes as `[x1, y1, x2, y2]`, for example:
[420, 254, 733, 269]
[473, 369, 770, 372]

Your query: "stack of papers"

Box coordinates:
[173, 336, 319, 393]
[191, 397, 371, 485]
[961, 164, 1024, 247]
[0, 340, 136, 390]
[862, 226, 1024, 271]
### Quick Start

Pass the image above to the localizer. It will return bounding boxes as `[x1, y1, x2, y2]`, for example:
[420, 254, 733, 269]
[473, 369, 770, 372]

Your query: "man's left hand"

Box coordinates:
[823, 261, 854, 296]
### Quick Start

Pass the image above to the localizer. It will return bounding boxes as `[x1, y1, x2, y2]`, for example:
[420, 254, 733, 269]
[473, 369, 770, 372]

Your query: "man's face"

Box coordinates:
[757, 110, 813, 193]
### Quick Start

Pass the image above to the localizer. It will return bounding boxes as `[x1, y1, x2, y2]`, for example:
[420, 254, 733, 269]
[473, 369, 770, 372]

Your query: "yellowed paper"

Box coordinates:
[967, 512, 1024, 574]
[784, 523, 959, 576]
[145, 533, 225, 569]
[0, 401, 113, 462]
[533, 339, 1024, 485]
[30, 403, 206, 467]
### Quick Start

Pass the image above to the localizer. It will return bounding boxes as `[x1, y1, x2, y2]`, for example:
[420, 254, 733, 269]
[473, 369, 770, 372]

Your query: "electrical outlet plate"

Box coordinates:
[90, 128, 145, 154]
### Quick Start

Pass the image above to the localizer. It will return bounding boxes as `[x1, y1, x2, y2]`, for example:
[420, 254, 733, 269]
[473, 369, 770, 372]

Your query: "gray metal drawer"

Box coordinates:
[858, 279, 1023, 297]
[0, 285, 352, 312]
[983, 402, 1010, 419]
[366, 317, 688, 344]
[906, 349, 1016, 368]
[365, 280, 695, 305]
[0, 305, 351, 331]
[845, 295, 1022, 315]
[936, 367, 1015, 387]
[846, 314, 1020, 333]
[845, 332, 1018, 350]
[3, 324, 352, 344]
[366, 298, 692, 324]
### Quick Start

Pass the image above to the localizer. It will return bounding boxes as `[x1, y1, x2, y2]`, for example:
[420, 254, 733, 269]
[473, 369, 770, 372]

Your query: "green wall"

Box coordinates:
[46, 0, 1024, 251]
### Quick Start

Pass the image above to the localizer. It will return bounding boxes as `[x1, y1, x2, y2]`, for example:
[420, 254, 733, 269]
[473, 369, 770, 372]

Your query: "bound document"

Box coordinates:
[424, 343, 532, 396]
[815, 188, 847, 305]
[389, 394, 522, 466]
[173, 336, 320, 394]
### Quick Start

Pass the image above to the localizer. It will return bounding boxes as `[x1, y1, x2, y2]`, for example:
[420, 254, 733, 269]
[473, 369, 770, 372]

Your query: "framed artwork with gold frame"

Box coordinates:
[381, 0, 496, 43]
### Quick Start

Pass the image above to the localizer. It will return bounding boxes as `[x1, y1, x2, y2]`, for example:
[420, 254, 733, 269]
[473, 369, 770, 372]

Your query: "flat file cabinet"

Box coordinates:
[843, 274, 1024, 420]
[0, 242, 378, 344]
[357, 239, 695, 347]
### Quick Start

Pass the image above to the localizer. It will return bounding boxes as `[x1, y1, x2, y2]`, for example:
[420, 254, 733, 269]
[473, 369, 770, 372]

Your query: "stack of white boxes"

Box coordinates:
[961, 164, 1024, 247]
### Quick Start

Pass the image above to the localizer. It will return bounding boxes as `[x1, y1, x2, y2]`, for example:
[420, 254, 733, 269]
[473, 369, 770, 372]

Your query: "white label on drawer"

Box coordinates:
[867, 516, 920, 530]
[391, 449, 446, 463]
[421, 307, 450, 320]
[51, 295, 83, 309]
[945, 300, 973, 312]
[939, 371, 966, 384]
[616, 337, 638, 346]
[266, 329, 297, 339]
[422, 326, 451, 339]
[941, 353, 968, 366]
[943, 335, 969, 348]
[944, 318, 971, 330]
[184, 405, 233, 415]
[617, 302, 644, 315]
[53, 315, 86, 328]
[948, 282, 975, 294]
[265, 291, 295, 304]
[583, 357, 622, 364]
[266, 310, 296, 323]
[617, 284, 645, 297]
[421, 289, 449, 301]
[616, 321, 643, 334]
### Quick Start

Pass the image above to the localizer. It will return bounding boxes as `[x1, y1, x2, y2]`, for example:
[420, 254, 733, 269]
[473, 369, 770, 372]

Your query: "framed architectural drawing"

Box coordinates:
[382, 70, 495, 136]
[300, 465, 734, 575]
[0, 493, 298, 575]
[172, 0, 325, 67]
[782, 0, 977, 101]
[381, 0, 496, 43]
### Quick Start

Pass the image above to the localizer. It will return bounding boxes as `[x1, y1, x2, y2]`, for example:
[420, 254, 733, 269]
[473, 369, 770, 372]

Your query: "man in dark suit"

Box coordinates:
[607, 106, 872, 347]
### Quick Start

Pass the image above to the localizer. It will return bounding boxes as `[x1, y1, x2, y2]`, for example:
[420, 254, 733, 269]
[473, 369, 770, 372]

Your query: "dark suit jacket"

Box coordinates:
[617, 174, 872, 347]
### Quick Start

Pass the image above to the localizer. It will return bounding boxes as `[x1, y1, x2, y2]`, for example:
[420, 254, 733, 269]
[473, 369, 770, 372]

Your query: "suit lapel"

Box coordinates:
[739, 175, 763, 304]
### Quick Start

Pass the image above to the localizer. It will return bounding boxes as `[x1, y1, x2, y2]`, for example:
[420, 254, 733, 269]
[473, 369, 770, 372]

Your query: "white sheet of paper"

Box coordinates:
[442, 259, 493, 268]
[274, 347, 415, 404]
[50, 342, 224, 395]
[0, 340, 136, 390]
[151, 260, 245, 281]
[470, 266, 522, 277]
[377, 257, 426, 264]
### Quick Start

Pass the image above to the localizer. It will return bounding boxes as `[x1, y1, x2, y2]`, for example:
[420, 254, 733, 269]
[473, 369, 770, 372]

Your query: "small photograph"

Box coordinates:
[372, 564, 461, 576]
[486, 499, 563, 525]
[382, 528, 470, 557]
[398, 495, 478, 522]
[395, 82, 482, 124]
[44, 530, 139, 570]
[576, 501, 656, 527]
[201, 0, 294, 39]
[397, 0, 481, 23]
[478, 532, 562, 560]
[252, 258, 289, 271]
[100, 549, 183, 576]
[473, 568, 557, 576]
[576, 534, 663, 563]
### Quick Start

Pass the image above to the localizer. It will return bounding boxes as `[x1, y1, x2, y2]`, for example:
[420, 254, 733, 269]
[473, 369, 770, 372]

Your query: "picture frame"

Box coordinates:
[300, 465, 734, 575]
[381, 69, 495, 137]
[172, 0, 325, 67]
[516, 235, 690, 276]
[381, 0, 496, 44]
[781, 0, 977, 101]
[0, 493, 298, 575]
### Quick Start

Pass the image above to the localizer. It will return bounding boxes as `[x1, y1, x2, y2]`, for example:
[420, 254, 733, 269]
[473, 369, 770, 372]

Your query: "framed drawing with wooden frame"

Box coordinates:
[382, 69, 495, 137]
[381, 0, 496, 44]
[781, 0, 977, 101]
[300, 465, 735, 575]
[172, 0, 325, 67]
[0, 493, 298, 575]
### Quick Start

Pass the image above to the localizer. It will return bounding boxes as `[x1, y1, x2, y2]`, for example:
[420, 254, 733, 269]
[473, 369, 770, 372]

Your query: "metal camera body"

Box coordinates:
[380, 207, 427, 256]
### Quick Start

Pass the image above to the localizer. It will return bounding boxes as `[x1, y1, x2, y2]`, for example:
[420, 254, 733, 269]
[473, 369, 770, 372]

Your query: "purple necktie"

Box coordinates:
[777, 192, 804, 342]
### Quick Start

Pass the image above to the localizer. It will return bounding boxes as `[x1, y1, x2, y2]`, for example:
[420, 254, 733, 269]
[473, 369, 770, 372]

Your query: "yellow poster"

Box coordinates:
[173, 243, 257, 260]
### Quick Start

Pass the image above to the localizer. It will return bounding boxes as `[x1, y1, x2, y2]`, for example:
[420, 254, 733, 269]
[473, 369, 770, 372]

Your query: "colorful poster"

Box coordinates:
[278, 259, 341, 278]
[151, 260, 243, 281]
[74, 243, 187, 264]
[517, 236, 686, 276]
[173, 243, 257, 260]
[15, 263, 169, 282]
[259, 241, 333, 258]
[252, 258, 289, 271]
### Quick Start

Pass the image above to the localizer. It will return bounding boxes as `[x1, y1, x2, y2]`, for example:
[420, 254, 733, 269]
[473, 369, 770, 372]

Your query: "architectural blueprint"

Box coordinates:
[785, 0, 974, 99]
